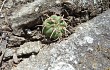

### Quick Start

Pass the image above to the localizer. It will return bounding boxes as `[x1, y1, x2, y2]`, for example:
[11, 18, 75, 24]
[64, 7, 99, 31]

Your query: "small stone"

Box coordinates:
[35, 7, 39, 12]
[17, 41, 42, 55]
[55, 0, 60, 4]
[4, 0, 14, 8]
[13, 53, 19, 64]
[8, 36, 25, 47]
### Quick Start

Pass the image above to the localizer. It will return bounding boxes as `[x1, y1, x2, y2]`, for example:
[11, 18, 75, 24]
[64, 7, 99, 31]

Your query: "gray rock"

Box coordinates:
[4, 0, 14, 8]
[9, 0, 47, 36]
[11, 9, 110, 70]
[8, 36, 26, 47]
[17, 41, 42, 56]
[4, 41, 42, 58]
[4, 48, 15, 59]
[10, 1, 40, 19]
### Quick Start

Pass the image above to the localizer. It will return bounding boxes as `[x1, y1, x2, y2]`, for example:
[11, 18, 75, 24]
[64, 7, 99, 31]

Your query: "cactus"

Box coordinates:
[42, 15, 68, 39]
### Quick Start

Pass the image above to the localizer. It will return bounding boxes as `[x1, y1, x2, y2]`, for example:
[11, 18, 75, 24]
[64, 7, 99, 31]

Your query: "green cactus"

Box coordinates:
[42, 15, 68, 39]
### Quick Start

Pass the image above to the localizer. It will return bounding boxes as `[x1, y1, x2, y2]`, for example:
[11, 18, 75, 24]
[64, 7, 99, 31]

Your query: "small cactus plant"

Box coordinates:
[42, 15, 68, 39]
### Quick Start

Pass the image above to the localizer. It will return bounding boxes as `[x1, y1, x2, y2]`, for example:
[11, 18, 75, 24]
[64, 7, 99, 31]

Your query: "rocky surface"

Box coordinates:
[7, 0, 109, 47]
[11, 9, 110, 70]
[4, 41, 42, 58]
[9, 0, 108, 35]
[0, 0, 110, 70]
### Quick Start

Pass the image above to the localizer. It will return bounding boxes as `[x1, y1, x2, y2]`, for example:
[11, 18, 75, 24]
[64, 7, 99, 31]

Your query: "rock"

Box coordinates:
[48, 62, 75, 70]
[4, 0, 14, 8]
[4, 41, 42, 59]
[13, 53, 19, 64]
[4, 48, 15, 59]
[11, 9, 110, 70]
[10, 2, 38, 19]
[8, 36, 26, 47]
[9, 0, 53, 19]
[9, 0, 59, 37]
[9, 0, 47, 36]
[10, 13, 39, 36]
[17, 41, 42, 56]
[15, 0, 33, 3]
[11, 45, 50, 70]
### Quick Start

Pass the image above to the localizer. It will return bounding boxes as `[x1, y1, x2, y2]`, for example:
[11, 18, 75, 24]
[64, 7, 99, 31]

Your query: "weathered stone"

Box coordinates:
[11, 9, 110, 70]
[8, 36, 26, 47]
[4, 48, 15, 59]
[9, 0, 47, 36]
[4, 41, 42, 59]
[4, 0, 14, 8]
[9, 0, 59, 37]
[17, 41, 42, 56]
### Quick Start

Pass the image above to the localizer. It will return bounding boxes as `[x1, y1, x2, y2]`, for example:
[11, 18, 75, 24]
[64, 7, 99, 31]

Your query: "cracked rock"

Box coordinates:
[11, 9, 110, 70]
[4, 41, 42, 59]
[17, 41, 42, 56]
[8, 36, 26, 47]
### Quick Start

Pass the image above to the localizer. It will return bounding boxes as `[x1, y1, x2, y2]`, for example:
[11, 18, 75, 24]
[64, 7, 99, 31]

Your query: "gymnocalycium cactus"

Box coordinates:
[42, 15, 68, 39]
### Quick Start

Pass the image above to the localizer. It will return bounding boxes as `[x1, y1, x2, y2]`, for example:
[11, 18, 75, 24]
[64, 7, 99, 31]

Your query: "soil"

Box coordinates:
[0, 0, 109, 70]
